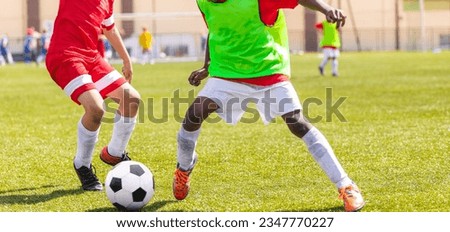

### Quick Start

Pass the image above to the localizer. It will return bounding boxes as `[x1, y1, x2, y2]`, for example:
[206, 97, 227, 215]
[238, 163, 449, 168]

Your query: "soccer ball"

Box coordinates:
[105, 161, 155, 211]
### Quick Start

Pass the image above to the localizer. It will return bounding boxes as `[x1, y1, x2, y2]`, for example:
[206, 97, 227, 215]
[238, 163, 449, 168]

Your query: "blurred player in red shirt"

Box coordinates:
[46, 0, 141, 191]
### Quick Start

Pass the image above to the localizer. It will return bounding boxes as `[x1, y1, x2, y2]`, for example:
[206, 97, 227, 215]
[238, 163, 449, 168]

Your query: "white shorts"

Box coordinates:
[198, 78, 302, 125]
[323, 47, 340, 58]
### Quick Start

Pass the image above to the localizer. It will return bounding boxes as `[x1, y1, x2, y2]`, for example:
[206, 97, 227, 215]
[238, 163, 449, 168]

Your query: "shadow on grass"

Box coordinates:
[88, 199, 179, 212]
[276, 206, 349, 212]
[88, 202, 351, 212]
[0, 185, 84, 205]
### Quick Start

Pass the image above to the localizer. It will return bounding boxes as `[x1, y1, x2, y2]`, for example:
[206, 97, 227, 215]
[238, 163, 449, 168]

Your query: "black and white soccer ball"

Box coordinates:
[105, 161, 155, 211]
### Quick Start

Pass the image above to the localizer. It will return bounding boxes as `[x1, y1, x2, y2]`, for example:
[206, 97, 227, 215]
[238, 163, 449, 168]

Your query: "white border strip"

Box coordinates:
[63, 74, 93, 96]
[102, 14, 115, 28]
[94, 70, 122, 91]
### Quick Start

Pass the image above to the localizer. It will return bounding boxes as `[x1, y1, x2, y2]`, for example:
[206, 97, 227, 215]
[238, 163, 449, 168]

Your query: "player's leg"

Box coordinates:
[73, 89, 105, 191]
[177, 76, 246, 171]
[282, 110, 350, 185]
[148, 51, 155, 65]
[36, 52, 45, 65]
[46, 54, 104, 190]
[179, 96, 218, 167]
[331, 49, 340, 77]
[141, 49, 149, 64]
[0, 54, 5, 66]
[331, 57, 338, 77]
[100, 82, 141, 165]
[174, 78, 252, 200]
[89, 57, 141, 166]
[75, 89, 105, 166]
[173, 96, 218, 200]
[265, 82, 364, 211]
[282, 110, 365, 211]
[24, 51, 31, 63]
[107, 82, 140, 118]
[6, 51, 14, 64]
[318, 48, 329, 75]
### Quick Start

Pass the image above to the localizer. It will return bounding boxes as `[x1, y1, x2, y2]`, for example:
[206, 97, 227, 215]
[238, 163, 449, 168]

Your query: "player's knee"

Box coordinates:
[122, 87, 141, 103]
[283, 110, 311, 138]
[120, 88, 141, 116]
[127, 91, 141, 110]
[128, 89, 141, 102]
[185, 107, 204, 125]
[182, 113, 203, 132]
[87, 106, 105, 124]
[288, 121, 310, 137]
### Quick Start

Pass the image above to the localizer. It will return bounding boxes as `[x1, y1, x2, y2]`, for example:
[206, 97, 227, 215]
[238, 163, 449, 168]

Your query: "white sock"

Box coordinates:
[319, 53, 329, 68]
[107, 112, 137, 157]
[332, 59, 339, 75]
[74, 120, 100, 169]
[302, 127, 352, 189]
[177, 127, 200, 170]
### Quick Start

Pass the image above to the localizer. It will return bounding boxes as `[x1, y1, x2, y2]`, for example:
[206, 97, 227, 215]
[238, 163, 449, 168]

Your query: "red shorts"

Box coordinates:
[46, 53, 126, 104]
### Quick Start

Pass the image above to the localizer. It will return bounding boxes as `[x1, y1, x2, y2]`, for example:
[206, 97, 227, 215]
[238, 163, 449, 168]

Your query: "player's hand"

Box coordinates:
[325, 9, 346, 28]
[188, 67, 209, 86]
[122, 62, 133, 83]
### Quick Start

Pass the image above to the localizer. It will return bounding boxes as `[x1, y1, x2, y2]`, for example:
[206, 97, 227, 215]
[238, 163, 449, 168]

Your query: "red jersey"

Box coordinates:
[48, 0, 115, 59]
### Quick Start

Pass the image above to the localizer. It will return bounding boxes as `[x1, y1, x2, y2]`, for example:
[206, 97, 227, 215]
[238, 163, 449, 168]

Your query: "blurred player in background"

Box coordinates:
[0, 47, 4, 66]
[98, 33, 113, 63]
[103, 37, 113, 62]
[173, 0, 365, 212]
[139, 27, 154, 64]
[0, 33, 14, 65]
[46, 0, 141, 191]
[23, 27, 37, 64]
[36, 29, 50, 66]
[316, 20, 341, 77]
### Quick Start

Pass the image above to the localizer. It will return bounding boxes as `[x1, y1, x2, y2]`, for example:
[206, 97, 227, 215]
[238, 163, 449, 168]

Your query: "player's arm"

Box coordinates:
[103, 27, 133, 83]
[188, 34, 210, 86]
[298, 0, 346, 28]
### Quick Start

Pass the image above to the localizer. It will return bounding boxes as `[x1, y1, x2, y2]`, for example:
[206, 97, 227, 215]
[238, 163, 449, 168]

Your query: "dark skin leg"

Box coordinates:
[182, 96, 219, 132]
[281, 109, 313, 139]
[182, 99, 312, 137]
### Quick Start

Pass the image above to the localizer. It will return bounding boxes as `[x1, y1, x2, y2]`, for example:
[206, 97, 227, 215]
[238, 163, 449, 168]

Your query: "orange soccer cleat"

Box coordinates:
[173, 155, 197, 200]
[339, 184, 366, 212]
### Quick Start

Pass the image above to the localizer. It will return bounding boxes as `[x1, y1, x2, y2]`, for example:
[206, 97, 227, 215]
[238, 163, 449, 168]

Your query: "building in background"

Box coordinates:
[0, 0, 448, 61]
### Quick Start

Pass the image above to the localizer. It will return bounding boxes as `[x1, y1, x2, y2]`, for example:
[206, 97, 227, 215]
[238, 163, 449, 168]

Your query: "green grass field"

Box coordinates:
[0, 51, 449, 212]
[403, 0, 450, 11]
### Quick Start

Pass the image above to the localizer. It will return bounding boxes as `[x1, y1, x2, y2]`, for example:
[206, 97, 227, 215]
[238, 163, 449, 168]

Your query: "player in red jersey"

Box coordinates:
[46, 0, 141, 191]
